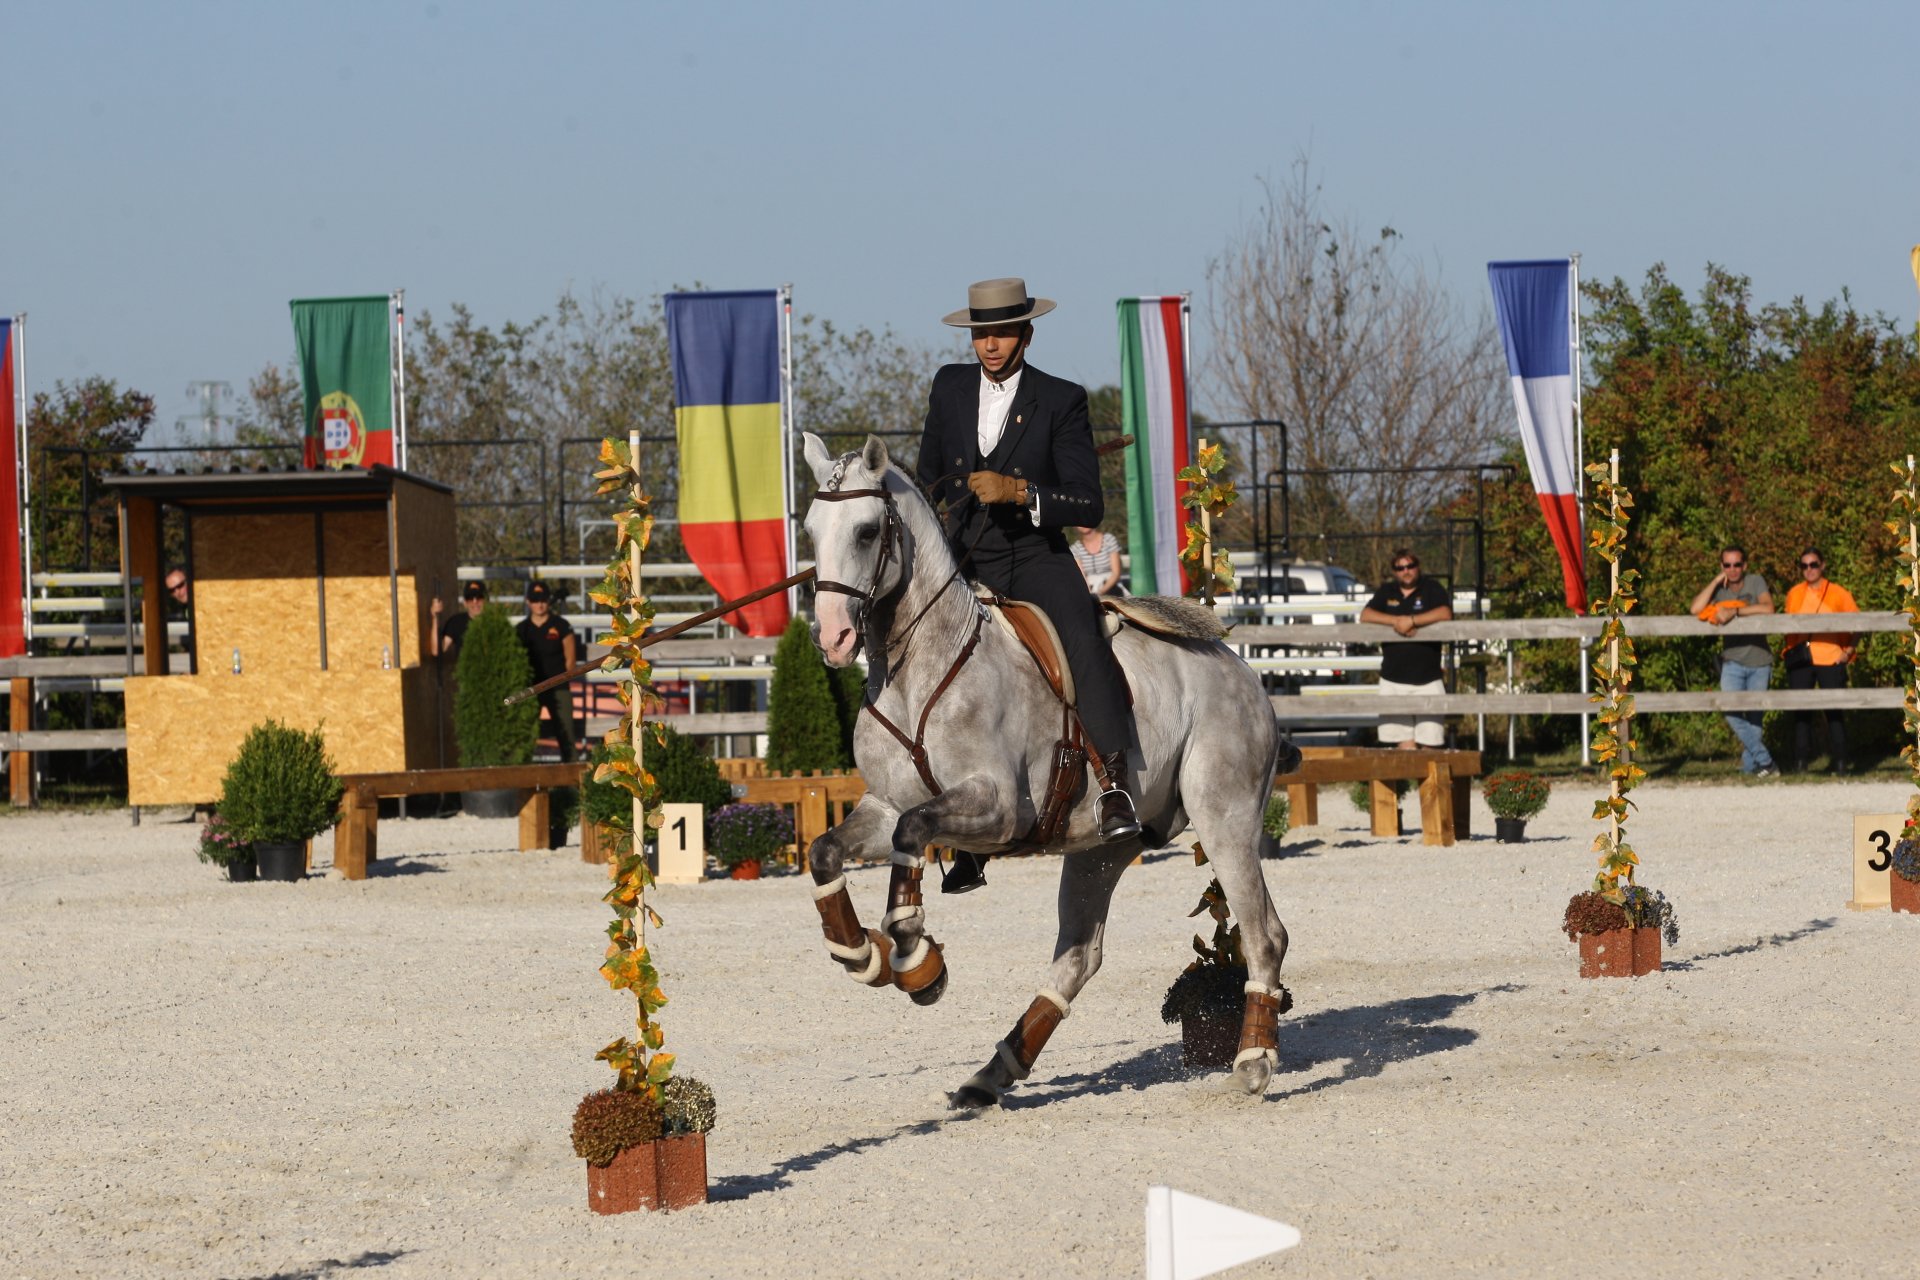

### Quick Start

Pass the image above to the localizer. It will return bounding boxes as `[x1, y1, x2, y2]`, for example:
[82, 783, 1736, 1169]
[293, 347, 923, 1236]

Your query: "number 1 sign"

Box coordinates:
[1850, 814, 1900, 910]
[659, 803, 706, 885]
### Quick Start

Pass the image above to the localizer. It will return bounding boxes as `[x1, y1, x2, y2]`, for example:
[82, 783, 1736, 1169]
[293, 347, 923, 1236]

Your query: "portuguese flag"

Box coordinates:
[665, 291, 790, 637]
[1118, 296, 1191, 596]
[291, 296, 394, 470]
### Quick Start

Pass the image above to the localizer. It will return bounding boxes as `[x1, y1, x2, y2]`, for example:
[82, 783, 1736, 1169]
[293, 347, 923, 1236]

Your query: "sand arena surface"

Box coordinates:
[2, 779, 1916, 1279]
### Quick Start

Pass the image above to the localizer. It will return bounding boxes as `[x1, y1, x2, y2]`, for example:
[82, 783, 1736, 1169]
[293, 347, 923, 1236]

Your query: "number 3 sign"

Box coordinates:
[1850, 814, 1900, 910]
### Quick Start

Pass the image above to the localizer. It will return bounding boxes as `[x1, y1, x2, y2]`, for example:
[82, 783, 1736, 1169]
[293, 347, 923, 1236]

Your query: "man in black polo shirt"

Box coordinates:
[431, 580, 489, 659]
[1359, 549, 1454, 750]
[516, 582, 579, 762]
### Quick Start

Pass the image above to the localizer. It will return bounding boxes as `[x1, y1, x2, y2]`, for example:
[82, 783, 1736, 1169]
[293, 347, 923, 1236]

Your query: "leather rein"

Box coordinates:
[812, 464, 983, 797]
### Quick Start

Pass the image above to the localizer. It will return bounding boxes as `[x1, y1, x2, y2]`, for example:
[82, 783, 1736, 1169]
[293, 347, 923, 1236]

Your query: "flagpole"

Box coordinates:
[15, 314, 32, 648]
[393, 289, 408, 472]
[1570, 253, 1590, 767]
[780, 285, 798, 602]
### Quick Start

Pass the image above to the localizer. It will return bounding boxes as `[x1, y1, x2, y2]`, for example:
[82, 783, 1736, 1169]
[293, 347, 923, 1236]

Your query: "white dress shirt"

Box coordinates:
[977, 366, 1023, 457]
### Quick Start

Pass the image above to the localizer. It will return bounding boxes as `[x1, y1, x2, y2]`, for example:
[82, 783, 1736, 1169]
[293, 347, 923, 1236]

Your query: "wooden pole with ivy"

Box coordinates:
[586, 431, 673, 1102]
[1889, 455, 1920, 788]
[1585, 449, 1645, 902]
[1177, 440, 1235, 603]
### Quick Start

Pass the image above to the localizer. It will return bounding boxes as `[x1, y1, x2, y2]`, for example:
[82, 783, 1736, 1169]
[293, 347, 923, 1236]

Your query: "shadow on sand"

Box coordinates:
[224, 1251, 407, 1280]
[710, 1118, 955, 1201]
[1661, 916, 1836, 971]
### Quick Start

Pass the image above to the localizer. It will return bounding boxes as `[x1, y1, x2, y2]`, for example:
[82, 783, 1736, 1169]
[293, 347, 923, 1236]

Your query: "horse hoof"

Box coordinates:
[949, 1081, 1000, 1110]
[908, 965, 948, 1006]
[1232, 1052, 1275, 1095]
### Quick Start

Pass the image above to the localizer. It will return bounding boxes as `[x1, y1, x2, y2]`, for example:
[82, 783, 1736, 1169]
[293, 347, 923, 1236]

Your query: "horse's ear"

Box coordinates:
[802, 432, 835, 485]
[861, 434, 890, 475]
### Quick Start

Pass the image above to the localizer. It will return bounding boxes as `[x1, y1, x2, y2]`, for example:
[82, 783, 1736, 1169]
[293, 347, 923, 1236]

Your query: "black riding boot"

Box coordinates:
[1097, 749, 1143, 842]
[940, 850, 990, 894]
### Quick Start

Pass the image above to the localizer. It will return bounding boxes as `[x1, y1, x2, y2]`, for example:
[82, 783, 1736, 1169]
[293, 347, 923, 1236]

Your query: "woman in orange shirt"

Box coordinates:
[1781, 546, 1858, 774]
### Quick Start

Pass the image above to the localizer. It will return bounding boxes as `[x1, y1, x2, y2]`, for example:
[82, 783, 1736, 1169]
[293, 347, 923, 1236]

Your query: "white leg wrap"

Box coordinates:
[1244, 979, 1272, 996]
[824, 938, 870, 963]
[889, 850, 924, 869]
[1037, 988, 1072, 1018]
[994, 1038, 1031, 1082]
[882, 905, 922, 930]
[1234, 1046, 1278, 1071]
[810, 875, 848, 901]
[890, 936, 930, 974]
[845, 941, 886, 986]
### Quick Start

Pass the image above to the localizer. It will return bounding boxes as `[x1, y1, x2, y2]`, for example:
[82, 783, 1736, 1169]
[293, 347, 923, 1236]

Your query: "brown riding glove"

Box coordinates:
[967, 471, 1028, 505]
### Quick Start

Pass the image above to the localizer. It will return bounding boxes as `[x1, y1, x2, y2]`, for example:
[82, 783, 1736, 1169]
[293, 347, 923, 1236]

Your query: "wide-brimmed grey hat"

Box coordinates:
[942, 277, 1056, 328]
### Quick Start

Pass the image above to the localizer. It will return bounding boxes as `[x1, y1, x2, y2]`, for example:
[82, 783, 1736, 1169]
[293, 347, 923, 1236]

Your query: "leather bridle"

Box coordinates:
[810, 459, 907, 647]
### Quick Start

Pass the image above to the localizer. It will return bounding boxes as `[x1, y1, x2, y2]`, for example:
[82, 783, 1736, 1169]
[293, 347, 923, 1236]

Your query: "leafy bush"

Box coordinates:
[1619, 885, 1681, 945]
[1561, 890, 1630, 940]
[453, 605, 538, 767]
[1262, 793, 1289, 842]
[1160, 961, 1248, 1023]
[707, 802, 794, 867]
[217, 720, 343, 845]
[1482, 771, 1551, 821]
[195, 812, 251, 868]
[768, 616, 854, 772]
[1348, 778, 1407, 813]
[660, 1076, 717, 1136]
[581, 726, 733, 834]
[570, 1088, 663, 1166]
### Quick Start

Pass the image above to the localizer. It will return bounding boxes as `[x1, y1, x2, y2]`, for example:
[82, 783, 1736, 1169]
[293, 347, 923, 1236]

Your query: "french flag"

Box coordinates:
[1488, 260, 1586, 613]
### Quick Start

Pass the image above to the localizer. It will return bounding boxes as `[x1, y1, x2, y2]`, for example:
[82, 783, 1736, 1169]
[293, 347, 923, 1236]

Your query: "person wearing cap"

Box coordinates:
[914, 278, 1141, 892]
[431, 580, 489, 658]
[1360, 549, 1454, 749]
[517, 582, 579, 762]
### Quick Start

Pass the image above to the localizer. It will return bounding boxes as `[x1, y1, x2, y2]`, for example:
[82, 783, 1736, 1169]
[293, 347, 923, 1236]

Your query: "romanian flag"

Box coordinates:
[665, 291, 790, 637]
[291, 296, 395, 470]
[1118, 296, 1191, 596]
[1488, 260, 1587, 613]
[0, 317, 21, 657]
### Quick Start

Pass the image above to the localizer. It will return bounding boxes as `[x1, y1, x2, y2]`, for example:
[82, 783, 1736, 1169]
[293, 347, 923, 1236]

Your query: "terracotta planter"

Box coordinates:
[1892, 872, 1920, 915]
[586, 1132, 708, 1215]
[1494, 817, 1527, 843]
[1631, 926, 1663, 976]
[1181, 1012, 1239, 1068]
[1577, 928, 1635, 978]
[728, 859, 762, 881]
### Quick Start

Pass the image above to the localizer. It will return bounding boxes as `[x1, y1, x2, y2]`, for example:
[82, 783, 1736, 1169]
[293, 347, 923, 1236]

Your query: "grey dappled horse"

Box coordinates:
[801, 433, 1295, 1106]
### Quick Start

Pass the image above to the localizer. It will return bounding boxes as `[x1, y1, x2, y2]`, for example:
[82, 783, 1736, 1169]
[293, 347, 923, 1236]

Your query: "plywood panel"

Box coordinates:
[401, 663, 454, 771]
[392, 480, 457, 671]
[192, 513, 322, 674]
[127, 669, 407, 805]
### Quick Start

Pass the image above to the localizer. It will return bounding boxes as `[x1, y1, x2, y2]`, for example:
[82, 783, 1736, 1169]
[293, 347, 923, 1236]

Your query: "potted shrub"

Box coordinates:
[1619, 885, 1680, 973]
[1561, 891, 1632, 977]
[1161, 859, 1291, 1067]
[573, 1075, 717, 1213]
[1482, 770, 1551, 842]
[196, 812, 255, 882]
[216, 720, 343, 882]
[707, 802, 794, 880]
[1891, 839, 1920, 915]
[453, 605, 539, 818]
[1260, 792, 1289, 856]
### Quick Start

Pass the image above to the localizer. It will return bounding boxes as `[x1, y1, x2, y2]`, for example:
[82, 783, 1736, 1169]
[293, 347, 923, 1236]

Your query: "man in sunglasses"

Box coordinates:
[1359, 550, 1453, 749]
[1688, 545, 1777, 777]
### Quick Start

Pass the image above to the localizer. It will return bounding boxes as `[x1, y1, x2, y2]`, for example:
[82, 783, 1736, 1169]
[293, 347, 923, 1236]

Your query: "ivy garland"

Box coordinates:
[1585, 459, 1648, 904]
[1176, 441, 1237, 602]
[586, 436, 673, 1102]
[1887, 457, 1920, 847]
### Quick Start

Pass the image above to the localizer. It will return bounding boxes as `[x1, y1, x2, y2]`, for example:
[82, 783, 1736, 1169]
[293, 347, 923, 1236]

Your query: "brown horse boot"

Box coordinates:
[939, 849, 990, 894]
[1096, 749, 1143, 842]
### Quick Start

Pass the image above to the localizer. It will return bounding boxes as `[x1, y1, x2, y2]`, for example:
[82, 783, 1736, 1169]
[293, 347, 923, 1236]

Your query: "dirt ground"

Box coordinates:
[2, 777, 1915, 1279]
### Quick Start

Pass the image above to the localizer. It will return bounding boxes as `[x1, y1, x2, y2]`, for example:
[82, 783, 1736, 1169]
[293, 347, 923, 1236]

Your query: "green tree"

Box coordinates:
[29, 378, 156, 573]
[767, 615, 850, 772]
[453, 606, 539, 766]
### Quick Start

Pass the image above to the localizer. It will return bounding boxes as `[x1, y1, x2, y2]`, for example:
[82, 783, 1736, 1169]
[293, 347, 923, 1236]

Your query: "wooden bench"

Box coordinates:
[335, 763, 588, 880]
[1276, 746, 1483, 846]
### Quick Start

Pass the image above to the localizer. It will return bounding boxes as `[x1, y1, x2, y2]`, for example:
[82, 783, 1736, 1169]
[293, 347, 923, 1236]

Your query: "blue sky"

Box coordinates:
[6, 1, 1916, 440]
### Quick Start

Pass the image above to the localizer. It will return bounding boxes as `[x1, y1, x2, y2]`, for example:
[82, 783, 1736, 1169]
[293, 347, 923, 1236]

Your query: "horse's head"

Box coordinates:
[803, 432, 906, 667]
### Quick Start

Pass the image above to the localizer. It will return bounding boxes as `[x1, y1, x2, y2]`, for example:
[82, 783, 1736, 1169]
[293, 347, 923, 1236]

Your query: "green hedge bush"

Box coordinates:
[454, 605, 538, 767]
[217, 719, 343, 845]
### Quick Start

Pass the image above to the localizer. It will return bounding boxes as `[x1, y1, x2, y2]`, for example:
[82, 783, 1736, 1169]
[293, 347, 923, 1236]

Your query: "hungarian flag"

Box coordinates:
[1117, 296, 1191, 596]
[291, 296, 394, 470]
[0, 317, 22, 658]
[1488, 260, 1587, 613]
[665, 290, 790, 637]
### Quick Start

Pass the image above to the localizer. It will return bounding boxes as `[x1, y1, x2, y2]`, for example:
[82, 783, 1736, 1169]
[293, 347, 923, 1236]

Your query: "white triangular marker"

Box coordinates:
[1145, 1185, 1301, 1280]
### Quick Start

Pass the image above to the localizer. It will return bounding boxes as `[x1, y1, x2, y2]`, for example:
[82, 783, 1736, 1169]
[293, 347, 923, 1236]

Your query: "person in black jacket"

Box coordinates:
[915, 279, 1140, 891]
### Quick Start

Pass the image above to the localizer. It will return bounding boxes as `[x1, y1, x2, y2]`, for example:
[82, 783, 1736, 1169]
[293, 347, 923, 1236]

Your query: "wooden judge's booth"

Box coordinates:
[106, 468, 458, 807]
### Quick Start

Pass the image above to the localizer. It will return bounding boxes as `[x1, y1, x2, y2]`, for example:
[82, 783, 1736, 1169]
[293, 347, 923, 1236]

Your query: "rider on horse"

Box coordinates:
[916, 278, 1141, 891]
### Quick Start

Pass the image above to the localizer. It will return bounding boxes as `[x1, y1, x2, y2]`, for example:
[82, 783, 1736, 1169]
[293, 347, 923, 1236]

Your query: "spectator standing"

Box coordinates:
[1781, 547, 1858, 774]
[1688, 545, 1777, 777]
[431, 580, 489, 659]
[516, 582, 578, 762]
[1071, 525, 1124, 596]
[1359, 549, 1453, 750]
